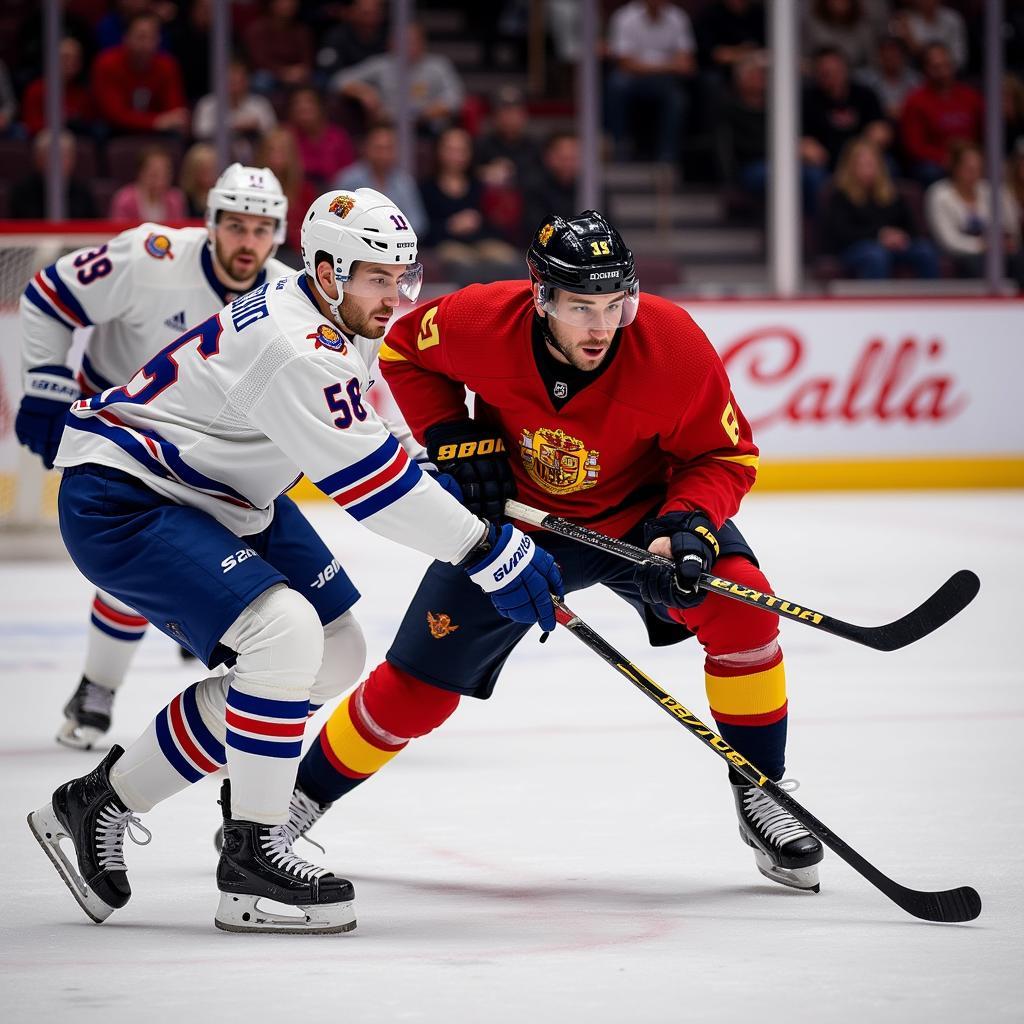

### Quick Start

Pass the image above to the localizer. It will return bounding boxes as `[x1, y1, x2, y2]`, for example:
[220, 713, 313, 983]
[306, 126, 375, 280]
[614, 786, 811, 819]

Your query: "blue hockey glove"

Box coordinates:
[634, 510, 720, 610]
[462, 522, 563, 631]
[15, 365, 79, 469]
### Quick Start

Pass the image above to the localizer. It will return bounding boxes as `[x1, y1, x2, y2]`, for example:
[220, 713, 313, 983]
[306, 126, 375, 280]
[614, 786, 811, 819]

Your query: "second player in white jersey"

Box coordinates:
[16, 164, 292, 750]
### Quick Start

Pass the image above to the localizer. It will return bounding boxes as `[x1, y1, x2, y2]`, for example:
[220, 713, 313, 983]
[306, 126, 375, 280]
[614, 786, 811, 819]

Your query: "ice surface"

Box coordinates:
[0, 492, 1020, 1023]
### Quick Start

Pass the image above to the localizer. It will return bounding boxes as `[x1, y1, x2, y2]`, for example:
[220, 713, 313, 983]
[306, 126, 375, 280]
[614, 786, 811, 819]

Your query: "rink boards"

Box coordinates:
[2, 296, 1022, 500]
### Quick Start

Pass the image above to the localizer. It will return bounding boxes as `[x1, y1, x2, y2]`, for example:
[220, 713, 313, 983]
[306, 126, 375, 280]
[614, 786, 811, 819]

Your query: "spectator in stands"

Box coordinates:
[91, 11, 189, 135]
[9, 130, 98, 218]
[192, 57, 277, 164]
[523, 132, 585, 238]
[316, 0, 389, 84]
[21, 37, 95, 138]
[285, 85, 355, 191]
[925, 141, 1024, 285]
[802, 0, 878, 72]
[96, 0, 156, 52]
[605, 0, 696, 165]
[823, 137, 939, 279]
[333, 122, 427, 237]
[802, 47, 890, 171]
[420, 126, 519, 283]
[243, 0, 314, 92]
[256, 126, 314, 262]
[0, 60, 17, 138]
[109, 144, 187, 221]
[854, 35, 921, 124]
[332, 23, 465, 137]
[695, 0, 765, 78]
[179, 141, 218, 217]
[475, 85, 542, 191]
[891, 0, 968, 72]
[718, 52, 768, 201]
[800, 47, 889, 214]
[900, 43, 983, 187]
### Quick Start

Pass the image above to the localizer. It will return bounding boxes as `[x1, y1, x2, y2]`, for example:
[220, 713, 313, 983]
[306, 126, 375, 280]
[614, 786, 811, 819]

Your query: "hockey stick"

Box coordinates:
[548, 596, 981, 923]
[507, 500, 979, 652]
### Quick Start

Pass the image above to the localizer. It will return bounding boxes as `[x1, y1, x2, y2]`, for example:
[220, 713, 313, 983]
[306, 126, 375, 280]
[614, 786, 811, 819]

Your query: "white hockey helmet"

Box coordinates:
[301, 188, 422, 323]
[206, 163, 288, 246]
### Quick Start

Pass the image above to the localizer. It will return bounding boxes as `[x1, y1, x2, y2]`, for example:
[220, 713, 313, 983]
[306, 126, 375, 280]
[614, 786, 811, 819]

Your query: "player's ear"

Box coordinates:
[316, 257, 336, 297]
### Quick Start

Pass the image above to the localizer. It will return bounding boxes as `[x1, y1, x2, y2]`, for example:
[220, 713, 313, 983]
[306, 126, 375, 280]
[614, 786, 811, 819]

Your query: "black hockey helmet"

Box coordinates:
[527, 211, 640, 327]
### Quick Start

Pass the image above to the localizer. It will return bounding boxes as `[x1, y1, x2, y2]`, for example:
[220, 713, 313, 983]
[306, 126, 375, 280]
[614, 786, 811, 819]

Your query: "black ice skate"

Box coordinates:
[214, 780, 354, 935]
[27, 745, 152, 923]
[731, 775, 823, 892]
[56, 675, 115, 750]
[214, 783, 332, 854]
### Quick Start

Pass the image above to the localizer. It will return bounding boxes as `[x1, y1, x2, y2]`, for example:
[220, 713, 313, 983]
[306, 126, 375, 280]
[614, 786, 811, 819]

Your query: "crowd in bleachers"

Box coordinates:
[0, 0, 1022, 286]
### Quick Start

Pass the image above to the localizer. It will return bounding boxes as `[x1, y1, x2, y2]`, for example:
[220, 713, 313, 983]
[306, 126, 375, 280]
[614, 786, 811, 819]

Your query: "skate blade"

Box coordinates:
[214, 892, 356, 935]
[751, 847, 820, 892]
[56, 720, 104, 751]
[27, 804, 115, 923]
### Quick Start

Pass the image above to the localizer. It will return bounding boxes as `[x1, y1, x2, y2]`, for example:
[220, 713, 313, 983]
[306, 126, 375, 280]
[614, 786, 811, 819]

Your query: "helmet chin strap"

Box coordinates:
[310, 273, 357, 336]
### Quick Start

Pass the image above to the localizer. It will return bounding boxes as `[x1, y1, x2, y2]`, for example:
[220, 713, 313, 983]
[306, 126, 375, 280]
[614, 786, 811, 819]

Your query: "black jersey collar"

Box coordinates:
[531, 316, 621, 412]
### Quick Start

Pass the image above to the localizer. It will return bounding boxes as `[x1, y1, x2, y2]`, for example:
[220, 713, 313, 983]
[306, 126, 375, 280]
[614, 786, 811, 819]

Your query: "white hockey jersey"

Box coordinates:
[54, 273, 484, 563]
[20, 223, 292, 395]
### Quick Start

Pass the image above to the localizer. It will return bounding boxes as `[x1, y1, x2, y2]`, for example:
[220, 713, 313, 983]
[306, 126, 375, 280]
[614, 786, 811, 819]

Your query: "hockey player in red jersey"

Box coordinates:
[292, 210, 824, 893]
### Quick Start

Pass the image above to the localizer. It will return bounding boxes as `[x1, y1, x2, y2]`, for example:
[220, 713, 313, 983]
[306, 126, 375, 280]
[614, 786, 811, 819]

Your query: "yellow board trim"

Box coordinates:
[705, 662, 787, 717]
[752, 456, 1024, 491]
[324, 696, 403, 775]
[377, 341, 406, 362]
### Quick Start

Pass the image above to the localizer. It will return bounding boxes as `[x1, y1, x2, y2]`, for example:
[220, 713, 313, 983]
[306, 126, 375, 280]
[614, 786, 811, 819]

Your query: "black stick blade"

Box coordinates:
[897, 884, 982, 923]
[851, 570, 981, 652]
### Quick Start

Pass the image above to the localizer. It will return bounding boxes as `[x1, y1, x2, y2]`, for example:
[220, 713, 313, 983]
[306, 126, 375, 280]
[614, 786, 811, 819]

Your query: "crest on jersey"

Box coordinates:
[537, 223, 554, 247]
[520, 426, 601, 495]
[144, 232, 174, 259]
[307, 323, 347, 354]
[427, 611, 459, 639]
[329, 194, 356, 219]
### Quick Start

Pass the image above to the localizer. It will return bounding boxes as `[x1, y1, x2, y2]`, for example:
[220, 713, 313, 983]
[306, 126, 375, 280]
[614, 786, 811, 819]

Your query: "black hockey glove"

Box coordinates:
[425, 418, 516, 522]
[15, 365, 79, 470]
[634, 510, 721, 610]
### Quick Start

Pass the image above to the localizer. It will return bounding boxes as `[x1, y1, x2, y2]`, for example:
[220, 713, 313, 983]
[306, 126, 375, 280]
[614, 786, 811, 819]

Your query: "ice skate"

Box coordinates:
[214, 782, 332, 853]
[214, 780, 354, 935]
[56, 676, 115, 750]
[27, 745, 152, 923]
[731, 776, 823, 892]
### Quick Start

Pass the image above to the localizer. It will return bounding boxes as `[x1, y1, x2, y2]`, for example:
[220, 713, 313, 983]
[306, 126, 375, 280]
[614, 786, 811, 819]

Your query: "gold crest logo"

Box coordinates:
[537, 223, 554, 246]
[306, 323, 347, 354]
[520, 427, 601, 495]
[427, 611, 460, 639]
[328, 194, 356, 219]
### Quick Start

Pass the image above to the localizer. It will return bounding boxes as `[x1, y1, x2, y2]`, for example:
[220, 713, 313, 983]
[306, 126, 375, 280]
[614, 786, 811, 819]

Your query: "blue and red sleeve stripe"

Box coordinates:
[314, 435, 423, 522]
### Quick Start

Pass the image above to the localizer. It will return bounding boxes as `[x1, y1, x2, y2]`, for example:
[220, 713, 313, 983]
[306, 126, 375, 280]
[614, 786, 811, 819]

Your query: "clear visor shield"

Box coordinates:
[539, 281, 640, 329]
[339, 262, 424, 306]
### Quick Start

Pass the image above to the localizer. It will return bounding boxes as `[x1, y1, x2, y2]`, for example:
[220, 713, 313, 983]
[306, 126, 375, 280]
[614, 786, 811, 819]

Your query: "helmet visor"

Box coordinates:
[538, 281, 640, 329]
[340, 262, 423, 305]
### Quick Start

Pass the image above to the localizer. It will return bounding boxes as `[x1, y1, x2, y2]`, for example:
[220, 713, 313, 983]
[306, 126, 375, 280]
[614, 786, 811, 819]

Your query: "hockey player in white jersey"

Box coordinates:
[16, 163, 292, 750]
[27, 188, 562, 934]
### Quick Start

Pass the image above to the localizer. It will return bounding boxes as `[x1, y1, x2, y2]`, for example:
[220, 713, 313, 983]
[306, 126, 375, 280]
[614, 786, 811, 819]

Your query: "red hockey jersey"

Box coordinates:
[379, 281, 758, 538]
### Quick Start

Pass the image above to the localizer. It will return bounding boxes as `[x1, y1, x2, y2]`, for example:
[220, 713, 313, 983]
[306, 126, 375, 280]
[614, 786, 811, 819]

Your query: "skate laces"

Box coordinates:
[261, 824, 330, 882]
[79, 681, 114, 717]
[95, 802, 152, 871]
[285, 790, 328, 855]
[742, 779, 811, 849]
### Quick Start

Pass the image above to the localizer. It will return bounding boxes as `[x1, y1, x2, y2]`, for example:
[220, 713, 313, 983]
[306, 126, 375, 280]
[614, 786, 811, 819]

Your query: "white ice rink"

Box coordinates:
[0, 492, 1020, 1023]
